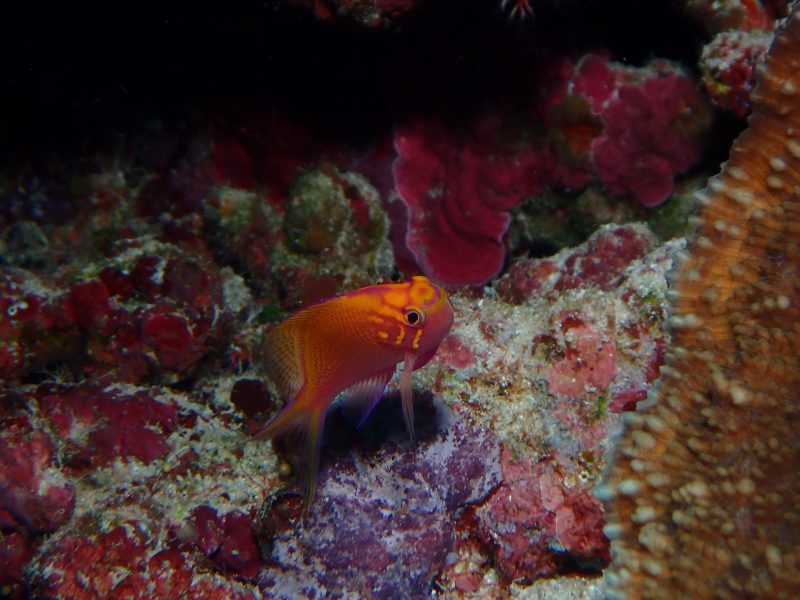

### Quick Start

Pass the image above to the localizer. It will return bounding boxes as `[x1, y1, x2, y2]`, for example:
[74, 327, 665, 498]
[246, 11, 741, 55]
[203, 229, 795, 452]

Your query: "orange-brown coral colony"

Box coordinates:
[602, 8, 800, 600]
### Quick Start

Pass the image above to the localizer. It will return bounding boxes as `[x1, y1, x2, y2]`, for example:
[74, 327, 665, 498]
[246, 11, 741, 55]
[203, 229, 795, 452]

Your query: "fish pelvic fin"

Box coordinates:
[253, 402, 327, 510]
[340, 368, 395, 428]
[401, 352, 416, 442]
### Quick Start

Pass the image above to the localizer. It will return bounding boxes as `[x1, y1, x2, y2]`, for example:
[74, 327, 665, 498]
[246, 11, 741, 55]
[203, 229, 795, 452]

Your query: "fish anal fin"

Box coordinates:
[341, 369, 395, 428]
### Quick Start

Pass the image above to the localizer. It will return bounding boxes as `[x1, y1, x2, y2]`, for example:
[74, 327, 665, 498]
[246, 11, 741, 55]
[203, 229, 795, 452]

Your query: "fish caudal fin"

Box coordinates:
[401, 352, 416, 441]
[253, 404, 327, 510]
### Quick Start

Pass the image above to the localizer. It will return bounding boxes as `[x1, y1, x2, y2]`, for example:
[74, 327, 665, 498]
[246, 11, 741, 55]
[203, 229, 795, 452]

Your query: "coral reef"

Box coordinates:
[8, 381, 278, 599]
[401, 224, 676, 590]
[602, 8, 800, 598]
[0, 219, 676, 597]
[3, 0, 791, 597]
[394, 54, 709, 285]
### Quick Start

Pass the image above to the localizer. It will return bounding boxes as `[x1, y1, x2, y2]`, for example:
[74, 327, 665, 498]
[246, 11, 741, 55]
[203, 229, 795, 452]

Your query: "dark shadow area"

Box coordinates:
[0, 0, 707, 162]
[325, 389, 443, 453]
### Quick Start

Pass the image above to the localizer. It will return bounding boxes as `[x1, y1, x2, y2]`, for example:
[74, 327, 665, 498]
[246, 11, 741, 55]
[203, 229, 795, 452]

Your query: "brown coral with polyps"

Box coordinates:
[602, 8, 800, 598]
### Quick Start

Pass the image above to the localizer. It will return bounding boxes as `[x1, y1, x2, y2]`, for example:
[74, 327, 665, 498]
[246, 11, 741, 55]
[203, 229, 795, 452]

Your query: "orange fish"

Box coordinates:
[255, 276, 454, 506]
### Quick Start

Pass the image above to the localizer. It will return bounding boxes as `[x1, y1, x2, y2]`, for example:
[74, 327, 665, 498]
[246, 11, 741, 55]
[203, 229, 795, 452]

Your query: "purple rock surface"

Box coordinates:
[259, 394, 502, 598]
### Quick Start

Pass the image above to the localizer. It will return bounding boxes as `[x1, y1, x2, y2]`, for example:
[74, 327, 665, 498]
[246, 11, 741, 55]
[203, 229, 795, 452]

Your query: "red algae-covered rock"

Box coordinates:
[476, 448, 609, 583]
[540, 54, 711, 208]
[258, 396, 502, 598]
[497, 223, 658, 302]
[39, 384, 179, 470]
[3, 242, 234, 385]
[0, 411, 75, 534]
[413, 224, 678, 532]
[393, 118, 551, 286]
[65, 279, 111, 332]
[545, 311, 617, 401]
[700, 29, 773, 116]
[0, 402, 75, 596]
[33, 526, 258, 599]
[141, 312, 198, 371]
[191, 506, 262, 579]
[14, 380, 278, 599]
[0, 530, 32, 590]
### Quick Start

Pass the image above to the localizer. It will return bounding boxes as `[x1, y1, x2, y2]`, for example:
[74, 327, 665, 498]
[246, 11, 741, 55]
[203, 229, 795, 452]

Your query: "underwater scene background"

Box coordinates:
[1, 0, 798, 598]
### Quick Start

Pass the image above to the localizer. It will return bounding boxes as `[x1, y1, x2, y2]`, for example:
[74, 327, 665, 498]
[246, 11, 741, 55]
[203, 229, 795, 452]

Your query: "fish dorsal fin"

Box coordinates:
[341, 368, 395, 427]
[262, 302, 332, 402]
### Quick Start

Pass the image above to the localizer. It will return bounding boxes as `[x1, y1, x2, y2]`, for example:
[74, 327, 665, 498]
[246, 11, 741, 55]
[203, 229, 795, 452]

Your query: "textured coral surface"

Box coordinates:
[603, 7, 800, 598]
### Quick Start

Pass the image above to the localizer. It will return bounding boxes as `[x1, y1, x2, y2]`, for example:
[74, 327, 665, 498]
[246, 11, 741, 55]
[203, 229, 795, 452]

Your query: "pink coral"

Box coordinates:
[393, 57, 708, 286]
[393, 118, 551, 286]
[593, 74, 709, 206]
[542, 54, 710, 207]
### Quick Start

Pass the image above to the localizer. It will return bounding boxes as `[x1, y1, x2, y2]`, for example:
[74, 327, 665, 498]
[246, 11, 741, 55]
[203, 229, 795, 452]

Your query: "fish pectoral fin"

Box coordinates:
[341, 369, 395, 428]
[253, 403, 327, 510]
[401, 352, 416, 442]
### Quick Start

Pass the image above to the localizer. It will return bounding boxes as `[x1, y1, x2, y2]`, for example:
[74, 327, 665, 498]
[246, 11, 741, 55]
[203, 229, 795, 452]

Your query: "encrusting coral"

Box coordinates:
[602, 5, 800, 599]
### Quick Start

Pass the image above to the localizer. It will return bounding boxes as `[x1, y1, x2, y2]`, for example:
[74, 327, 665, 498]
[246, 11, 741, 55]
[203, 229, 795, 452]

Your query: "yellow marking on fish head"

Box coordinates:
[338, 277, 454, 355]
[412, 328, 424, 350]
[382, 290, 408, 310]
[409, 276, 437, 307]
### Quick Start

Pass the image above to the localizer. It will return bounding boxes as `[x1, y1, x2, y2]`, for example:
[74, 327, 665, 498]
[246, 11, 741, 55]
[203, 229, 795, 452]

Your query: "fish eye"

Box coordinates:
[403, 307, 425, 327]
